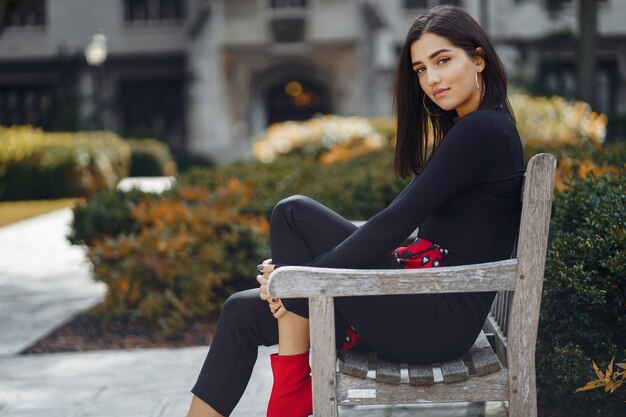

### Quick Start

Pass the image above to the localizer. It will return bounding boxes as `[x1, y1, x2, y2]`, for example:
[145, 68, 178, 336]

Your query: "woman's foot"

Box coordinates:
[267, 352, 313, 417]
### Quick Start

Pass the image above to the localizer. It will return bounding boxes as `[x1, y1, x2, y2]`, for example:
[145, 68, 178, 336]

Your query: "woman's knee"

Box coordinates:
[271, 195, 312, 223]
[220, 289, 263, 329]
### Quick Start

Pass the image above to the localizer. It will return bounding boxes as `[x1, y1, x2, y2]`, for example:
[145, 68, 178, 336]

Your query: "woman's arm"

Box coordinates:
[303, 111, 499, 269]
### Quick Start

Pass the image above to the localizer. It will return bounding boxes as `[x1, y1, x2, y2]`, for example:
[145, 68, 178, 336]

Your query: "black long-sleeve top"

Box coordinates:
[304, 107, 525, 268]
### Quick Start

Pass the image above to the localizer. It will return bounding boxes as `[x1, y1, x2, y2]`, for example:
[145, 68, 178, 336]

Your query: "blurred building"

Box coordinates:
[0, 0, 624, 163]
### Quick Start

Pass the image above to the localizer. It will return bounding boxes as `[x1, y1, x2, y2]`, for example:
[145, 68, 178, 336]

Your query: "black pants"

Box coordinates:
[192, 195, 493, 416]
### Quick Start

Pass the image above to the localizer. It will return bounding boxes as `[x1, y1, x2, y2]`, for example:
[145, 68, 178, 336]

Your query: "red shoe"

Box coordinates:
[267, 352, 313, 417]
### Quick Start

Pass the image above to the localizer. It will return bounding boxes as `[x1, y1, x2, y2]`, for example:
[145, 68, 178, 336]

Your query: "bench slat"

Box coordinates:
[408, 364, 435, 386]
[268, 259, 518, 298]
[341, 350, 369, 379]
[336, 370, 510, 405]
[375, 356, 401, 385]
[441, 358, 469, 383]
[468, 331, 502, 376]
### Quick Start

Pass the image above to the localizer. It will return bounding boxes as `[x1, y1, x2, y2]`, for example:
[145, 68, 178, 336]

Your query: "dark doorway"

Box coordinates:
[118, 77, 185, 152]
[265, 78, 330, 125]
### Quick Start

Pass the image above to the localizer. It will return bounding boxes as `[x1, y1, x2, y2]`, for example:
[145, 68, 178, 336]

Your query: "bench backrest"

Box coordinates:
[504, 153, 556, 415]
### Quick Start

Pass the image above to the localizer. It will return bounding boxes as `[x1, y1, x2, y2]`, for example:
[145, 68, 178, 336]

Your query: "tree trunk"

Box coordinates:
[577, 0, 597, 106]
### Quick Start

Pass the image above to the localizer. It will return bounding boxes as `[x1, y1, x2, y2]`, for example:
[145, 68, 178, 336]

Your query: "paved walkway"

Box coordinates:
[0, 209, 105, 357]
[0, 208, 506, 417]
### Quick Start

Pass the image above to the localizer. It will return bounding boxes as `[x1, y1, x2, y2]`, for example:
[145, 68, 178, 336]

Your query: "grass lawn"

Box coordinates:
[0, 198, 83, 227]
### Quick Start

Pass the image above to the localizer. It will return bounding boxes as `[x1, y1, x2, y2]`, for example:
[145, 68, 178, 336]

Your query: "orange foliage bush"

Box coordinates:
[87, 179, 270, 334]
[554, 157, 621, 192]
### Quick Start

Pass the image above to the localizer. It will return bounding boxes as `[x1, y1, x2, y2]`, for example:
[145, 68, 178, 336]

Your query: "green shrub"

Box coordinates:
[126, 138, 176, 177]
[173, 152, 215, 173]
[178, 148, 408, 221]
[537, 174, 626, 416]
[0, 126, 130, 200]
[87, 180, 270, 334]
[68, 188, 154, 246]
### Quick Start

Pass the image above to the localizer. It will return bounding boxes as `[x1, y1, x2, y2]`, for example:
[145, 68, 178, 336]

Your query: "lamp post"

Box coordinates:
[84, 33, 108, 129]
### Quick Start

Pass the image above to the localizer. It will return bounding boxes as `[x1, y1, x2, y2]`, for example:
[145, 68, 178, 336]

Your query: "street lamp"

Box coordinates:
[84, 33, 108, 129]
[84, 33, 107, 66]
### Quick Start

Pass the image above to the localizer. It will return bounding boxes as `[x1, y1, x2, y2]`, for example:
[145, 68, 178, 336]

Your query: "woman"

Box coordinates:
[187, 5, 524, 417]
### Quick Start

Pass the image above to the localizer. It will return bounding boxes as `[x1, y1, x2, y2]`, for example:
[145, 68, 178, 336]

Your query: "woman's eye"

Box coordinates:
[416, 67, 425, 75]
[438, 57, 450, 65]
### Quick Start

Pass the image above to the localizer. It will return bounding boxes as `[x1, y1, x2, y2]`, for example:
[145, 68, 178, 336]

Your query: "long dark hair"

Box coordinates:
[393, 5, 515, 178]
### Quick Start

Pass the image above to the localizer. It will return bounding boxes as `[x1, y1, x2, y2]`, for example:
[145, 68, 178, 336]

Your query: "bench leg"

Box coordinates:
[309, 297, 338, 417]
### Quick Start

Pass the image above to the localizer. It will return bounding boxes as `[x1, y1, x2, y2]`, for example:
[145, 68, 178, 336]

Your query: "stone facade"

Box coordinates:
[0, 0, 624, 163]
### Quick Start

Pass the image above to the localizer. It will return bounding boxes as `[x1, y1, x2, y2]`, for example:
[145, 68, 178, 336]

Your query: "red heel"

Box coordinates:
[267, 352, 313, 417]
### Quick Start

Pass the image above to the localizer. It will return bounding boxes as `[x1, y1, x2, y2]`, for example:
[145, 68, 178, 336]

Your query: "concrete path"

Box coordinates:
[0, 208, 506, 417]
[0, 208, 105, 357]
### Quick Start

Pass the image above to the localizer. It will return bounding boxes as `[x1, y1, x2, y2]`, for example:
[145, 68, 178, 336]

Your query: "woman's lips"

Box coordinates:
[434, 88, 449, 98]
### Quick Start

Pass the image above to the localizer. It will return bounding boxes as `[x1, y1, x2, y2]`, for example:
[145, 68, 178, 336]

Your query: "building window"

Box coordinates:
[0, 85, 53, 128]
[268, 0, 307, 44]
[405, 0, 428, 8]
[540, 60, 615, 114]
[124, 0, 185, 22]
[405, 0, 461, 8]
[439, 0, 461, 6]
[118, 77, 186, 152]
[270, 0, 308, 8]
[5, 0, 46, 28]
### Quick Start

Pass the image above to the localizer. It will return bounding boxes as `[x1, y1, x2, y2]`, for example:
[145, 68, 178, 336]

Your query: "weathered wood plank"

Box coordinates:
[502, 291, 511, 335]
[268, 260, 517, 298]
[507, 153, 556, 417]
[468, 331, 502, 376]
[309, 297, 339, 417]
[483, 314, 508, 367]
[441, 358, 469, 383]
[341, 350, 369, 379]
[336, 369, 509, 405]
[408, 364, 435, 386]
[375, 356, 401, 385]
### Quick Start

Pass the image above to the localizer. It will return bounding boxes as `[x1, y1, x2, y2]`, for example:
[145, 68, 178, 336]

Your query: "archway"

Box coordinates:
[250, 63, 332, 134]
[265, 77, 330, 125]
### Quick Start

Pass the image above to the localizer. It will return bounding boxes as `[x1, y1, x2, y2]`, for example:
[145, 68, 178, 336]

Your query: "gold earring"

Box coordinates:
[475, 72, 485, 97]
[422, 94, 442, 117]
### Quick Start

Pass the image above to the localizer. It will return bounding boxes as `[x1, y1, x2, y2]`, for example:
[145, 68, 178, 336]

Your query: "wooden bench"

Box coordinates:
[268, 153, 556, 417]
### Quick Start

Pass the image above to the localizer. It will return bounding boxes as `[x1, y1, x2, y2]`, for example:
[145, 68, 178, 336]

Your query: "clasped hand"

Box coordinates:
[257, 258, 288, 319]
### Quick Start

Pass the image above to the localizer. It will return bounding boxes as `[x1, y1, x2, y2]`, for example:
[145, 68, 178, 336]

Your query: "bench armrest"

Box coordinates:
[267, 259, 517, 298]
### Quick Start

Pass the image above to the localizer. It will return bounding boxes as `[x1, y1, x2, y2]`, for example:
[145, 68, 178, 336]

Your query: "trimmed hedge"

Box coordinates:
[0, 126, 130, 201]
[126, 138, 176, 177]
[537, 174, 626, 416]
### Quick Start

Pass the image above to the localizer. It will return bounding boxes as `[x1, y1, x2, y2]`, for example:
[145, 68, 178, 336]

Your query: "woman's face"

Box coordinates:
[410, 32, 485, 118]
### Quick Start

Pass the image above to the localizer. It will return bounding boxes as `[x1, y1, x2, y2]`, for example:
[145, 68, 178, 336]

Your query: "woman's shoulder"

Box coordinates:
[455, 106, 513, 128]
[449, 107, 517, 144]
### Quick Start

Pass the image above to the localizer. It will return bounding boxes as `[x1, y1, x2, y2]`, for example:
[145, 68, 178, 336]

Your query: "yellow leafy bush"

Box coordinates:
[0, 125, 131, 200]
[510, 94, 608, 146]
[252, 115, 389, 164]
[88, 179, 270, 334]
